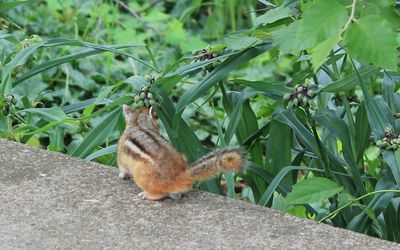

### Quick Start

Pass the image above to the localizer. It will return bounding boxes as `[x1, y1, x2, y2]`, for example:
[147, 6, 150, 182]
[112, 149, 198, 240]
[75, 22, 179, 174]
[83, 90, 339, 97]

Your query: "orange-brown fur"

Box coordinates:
[117, 105, 244, 200]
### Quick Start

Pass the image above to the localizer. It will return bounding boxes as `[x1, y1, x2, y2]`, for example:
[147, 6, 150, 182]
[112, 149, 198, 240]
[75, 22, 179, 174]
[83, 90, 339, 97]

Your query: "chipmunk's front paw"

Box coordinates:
[138, 191, 147, 199]
[119, 172, 131, 180]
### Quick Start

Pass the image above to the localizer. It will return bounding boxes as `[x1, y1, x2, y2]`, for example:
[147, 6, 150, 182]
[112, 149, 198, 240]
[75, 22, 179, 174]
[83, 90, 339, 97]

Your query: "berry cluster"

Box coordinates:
[192, 45, 223, 76]
[192, 45, 218, 62]
[376, 128, 400, 151]
[283, 84, 317, 108]
[132, 86, 156, 108]
[131, 75, 158, 108]
[331, 92, 359, 106]
[0, 94, 17, 116]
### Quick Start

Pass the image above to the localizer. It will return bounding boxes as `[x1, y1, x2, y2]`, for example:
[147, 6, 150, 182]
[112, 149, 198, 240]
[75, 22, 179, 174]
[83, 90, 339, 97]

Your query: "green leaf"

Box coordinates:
[310, 35, 341, 70]
[352, 61, 392, 140]
[223, 33, 261, 51]
[320, 66, 378, 93]
[224, 97, 243, 144]
[0, 43, 44, 95]
[273, 108, 319, 154]
[344, 16, 397, 70]
[272, 22, 304, 54]
[20, 107, 68, 122]
[299, 0, 347, 49]
[85, 145, 118, 161]
[11, 41, 151, 89]
[347, 192, 394, 233]
[235, 79, 292, 100]
[255, 7, 291, 26]
[251, 165, 323, 206]
[267, 120, 292, 184]
[0, 0, 37, 13]
[164, 19, 186, 45]
[314, 110, 367, 196]
[176, 42, 272, 114]
[382, 150, 400, 187]
[286, 177, 343, 205]
[273, 0, 347, 54]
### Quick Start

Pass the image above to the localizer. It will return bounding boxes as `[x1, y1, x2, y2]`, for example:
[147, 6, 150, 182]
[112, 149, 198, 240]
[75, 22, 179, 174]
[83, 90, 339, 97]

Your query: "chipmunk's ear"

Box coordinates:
[122, 105, 134, 120]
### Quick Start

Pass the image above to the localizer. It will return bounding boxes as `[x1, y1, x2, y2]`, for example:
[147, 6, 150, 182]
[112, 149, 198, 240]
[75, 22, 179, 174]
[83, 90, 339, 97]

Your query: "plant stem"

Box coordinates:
[319, 189, 400, 222]
[341, 0, 357, 35]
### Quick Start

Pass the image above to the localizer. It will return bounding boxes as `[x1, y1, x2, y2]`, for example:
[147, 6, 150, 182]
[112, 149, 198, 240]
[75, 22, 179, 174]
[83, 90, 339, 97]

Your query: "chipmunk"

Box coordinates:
[117, 105, 245, 200]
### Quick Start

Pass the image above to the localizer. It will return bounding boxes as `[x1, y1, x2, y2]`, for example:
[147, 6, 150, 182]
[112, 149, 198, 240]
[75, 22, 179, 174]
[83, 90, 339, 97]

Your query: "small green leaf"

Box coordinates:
[286, 177, 343, 205]
[344, 16, 397, 70]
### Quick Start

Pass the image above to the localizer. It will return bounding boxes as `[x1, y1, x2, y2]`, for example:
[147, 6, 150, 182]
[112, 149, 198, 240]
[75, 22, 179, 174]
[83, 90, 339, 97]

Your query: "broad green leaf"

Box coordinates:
[272, 22, 304, 54]
[298, 0, 347, 49]
[255, 7, 291, 26]
[273, 0, 347, 54]
[286, 177, 343, 205]
[71, 108, 121, 158]
[164, 19, 186, 45]
[344, 16, 397, 70]
[310, 35, 341, 71]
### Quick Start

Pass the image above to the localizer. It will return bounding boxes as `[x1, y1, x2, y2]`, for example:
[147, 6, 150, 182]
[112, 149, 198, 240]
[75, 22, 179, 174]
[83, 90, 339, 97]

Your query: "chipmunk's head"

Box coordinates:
[122, 104, 159, 131]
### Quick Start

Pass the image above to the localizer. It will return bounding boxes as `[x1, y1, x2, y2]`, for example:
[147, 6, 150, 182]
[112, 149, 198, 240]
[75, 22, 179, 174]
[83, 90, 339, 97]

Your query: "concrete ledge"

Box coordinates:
[1, 138, 399, 249]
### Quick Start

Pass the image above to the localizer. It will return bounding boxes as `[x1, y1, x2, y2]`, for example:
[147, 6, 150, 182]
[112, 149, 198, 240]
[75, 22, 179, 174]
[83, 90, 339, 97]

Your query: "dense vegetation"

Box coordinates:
[1, 0, 400, 242]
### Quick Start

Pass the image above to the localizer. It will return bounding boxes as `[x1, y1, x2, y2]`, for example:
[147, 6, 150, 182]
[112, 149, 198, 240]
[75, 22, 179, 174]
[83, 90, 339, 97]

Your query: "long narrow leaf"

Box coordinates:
[71, 108, 121, 158]
[176, 42, 272, 113]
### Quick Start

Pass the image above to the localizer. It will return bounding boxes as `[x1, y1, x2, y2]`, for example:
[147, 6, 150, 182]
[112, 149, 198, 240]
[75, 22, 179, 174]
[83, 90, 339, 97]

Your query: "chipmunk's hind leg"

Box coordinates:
[167, 193, 182, 200]
[118, 165, 132, 180]
[138, 191, 168, 200]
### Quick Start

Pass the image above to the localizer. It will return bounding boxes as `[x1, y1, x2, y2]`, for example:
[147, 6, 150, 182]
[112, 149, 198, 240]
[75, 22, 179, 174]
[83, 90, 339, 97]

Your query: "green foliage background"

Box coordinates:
[1, 0, 400, 242]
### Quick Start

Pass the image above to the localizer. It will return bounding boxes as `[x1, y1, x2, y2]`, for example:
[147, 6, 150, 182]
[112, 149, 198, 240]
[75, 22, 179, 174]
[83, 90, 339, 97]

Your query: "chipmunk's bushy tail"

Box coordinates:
[186, 148, 245, 182]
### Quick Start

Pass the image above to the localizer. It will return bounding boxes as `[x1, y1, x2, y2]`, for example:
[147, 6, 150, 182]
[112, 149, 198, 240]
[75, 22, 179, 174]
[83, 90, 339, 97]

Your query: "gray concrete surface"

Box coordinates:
[0, 138, 399, 250]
